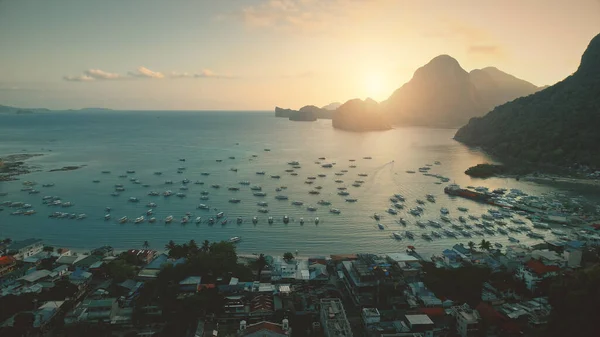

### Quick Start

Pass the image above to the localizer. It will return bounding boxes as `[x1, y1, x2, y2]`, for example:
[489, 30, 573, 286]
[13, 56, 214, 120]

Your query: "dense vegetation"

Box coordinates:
[421, 262, 491, 306]
[464, 164, 508, 178]
[455, 33, 600, 169]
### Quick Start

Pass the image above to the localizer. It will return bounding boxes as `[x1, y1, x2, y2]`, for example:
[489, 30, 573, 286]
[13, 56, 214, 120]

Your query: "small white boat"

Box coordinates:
[252, 216, 258, 224]
[440, 207, 449, 215]
[392, 232, 403, 240]
[165, 215, 173, 223]
[330, 208, 341, 214]
[315, 217, 320, 224]
[195, 217, 202, 224]
[119, 216, 128, 224]
[283, 215, 289, 224]
[104, 214, 111, 221]
[146, 209, 153, 216]
[216, 212, 224, 218]
[378, 223, 385, 230]
[197, 204, 209, 210]
[229, 236, 241, 243]
[268, 216, 274, 224]
[299, 217, 304, 225]
[135, 216, 145, 224]
[387, 208, 397, 215]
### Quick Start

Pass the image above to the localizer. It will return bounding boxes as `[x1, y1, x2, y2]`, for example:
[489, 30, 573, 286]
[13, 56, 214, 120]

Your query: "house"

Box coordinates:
[0, 255, 17, 276]
[126, 249, 156, 265]
[516, 259, 560, 291]
[450, 304, 481, 337]
[2, 301, 65, 330]
[137, 254, 186, 280]
[74, 254, 104, 270]
[86, 298, 119, 323]
[405, 314, 435, 337]
[224, 296, 247, 316]
[406, 282, 442, 308]
[56, 255, 83, 266]
[91, 245, 114, 257]
[309, 263, 329, 282]
[361, 308, 381, 326]
[69, 268, 92, 287]
[7, 238, 43, 260]
[49, 265, 69, 280]
[19, 269, 52, 285]
[238, 319, 291, 337]
[442, 249, 461, 266]
[179, 276, 201, 293]
[563, 247, 582, 268]
[250, 294, 274, 317]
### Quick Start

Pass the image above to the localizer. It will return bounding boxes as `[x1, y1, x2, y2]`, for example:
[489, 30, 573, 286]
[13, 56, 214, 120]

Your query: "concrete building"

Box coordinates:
[405, 315, 435, 337]
[564, 247, 582, 268]
[320, 298, 353, 337]
[238, 319, 291, 336]
[450, 304, 480, 337]
[8, 238, 43, 260]
[0, 255, 17, 276]
[516, 259, 560, 291]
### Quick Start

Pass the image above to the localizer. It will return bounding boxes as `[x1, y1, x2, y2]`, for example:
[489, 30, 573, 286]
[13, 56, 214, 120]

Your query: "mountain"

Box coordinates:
[455, 33, 600, 168]
[382, 55, 543, 128]
[290, 106, 317, 121]
[469, 67, 541, 111]
[0, 104, 50, 114]
[383, 55, 483, 128]
[275, 106, 295, 118]
[322, 102, 341, 111]
[332, 98, 390, 131]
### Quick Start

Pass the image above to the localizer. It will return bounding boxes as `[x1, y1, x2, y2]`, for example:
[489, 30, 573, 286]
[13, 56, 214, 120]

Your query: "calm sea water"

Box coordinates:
[0, 111, 579, 257]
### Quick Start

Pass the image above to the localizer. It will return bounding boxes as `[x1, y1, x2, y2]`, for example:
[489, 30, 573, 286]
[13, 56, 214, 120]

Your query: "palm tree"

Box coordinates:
[142, 241, 150, 249]
[468, 241, 476, 253]
[283, 252, 294, 262]
[479, 239, 492, 251]
[43, 246, 54, 256]
[201, 240, 211, 253]
[188, 240, 199, 255]
[256, 253, 267, 281]
[165, 240, 176, 251]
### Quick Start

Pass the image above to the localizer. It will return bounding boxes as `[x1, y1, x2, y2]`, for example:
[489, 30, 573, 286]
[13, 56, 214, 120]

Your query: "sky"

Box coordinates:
[0, 0, 599, 110]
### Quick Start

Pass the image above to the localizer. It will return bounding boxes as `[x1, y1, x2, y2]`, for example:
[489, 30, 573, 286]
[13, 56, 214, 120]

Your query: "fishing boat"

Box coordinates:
[252, 216, 258, 224]
[378, 223, 385, 230]
[387, 208, 397, 215]
[104, 214, 111, 221]
[431, 231, 442, 238]
[398, 218, 407, 225]
[135, 216, 145, 224]
[392, 232, 403, 240]
[421, 233, 433, 241]
[405, 231, 415, 239]
[195, 217, 202, 224]
[283, 215, 289, 224]
[315, 217, 320, 224]
[149, 217, 156, 223]
[229, 237, 241, 243]
[216, 212, 225, 218]
[119, 216, 128, 224]
[307, 206, 317, 212]
[237, 217, 243, 224]
[165, 215, 173, 223]
[268, 217, 274, 224]
[330, 208, 341, 214]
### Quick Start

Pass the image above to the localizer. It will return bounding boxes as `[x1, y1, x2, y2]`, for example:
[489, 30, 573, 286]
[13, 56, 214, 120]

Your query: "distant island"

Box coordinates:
[455, 32, 600, 170]
[274, 104, 335, 121]
[0, 104, 50, 114]
[332, 98, 390, 131]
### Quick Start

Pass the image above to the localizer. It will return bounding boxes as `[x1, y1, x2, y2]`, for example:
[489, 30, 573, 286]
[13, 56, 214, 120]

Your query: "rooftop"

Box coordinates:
[0, 255, 17, 266]
[386, 253, 419, 263]
[320, 298, 353, 337]
[180, 276, 201, 285]
[242, 321, 287, 336]
[525, 259, 560, 275]
[405, 314, 434, 326]
[20, 269, 52, 283]
[9, 238, 42, 251]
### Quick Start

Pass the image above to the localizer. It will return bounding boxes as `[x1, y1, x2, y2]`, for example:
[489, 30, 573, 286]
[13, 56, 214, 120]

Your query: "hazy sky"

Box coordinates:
[1, 0, 599, 110]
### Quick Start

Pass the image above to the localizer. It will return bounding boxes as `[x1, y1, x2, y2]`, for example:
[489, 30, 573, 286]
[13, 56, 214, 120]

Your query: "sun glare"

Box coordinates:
[364, 72, 388, 101]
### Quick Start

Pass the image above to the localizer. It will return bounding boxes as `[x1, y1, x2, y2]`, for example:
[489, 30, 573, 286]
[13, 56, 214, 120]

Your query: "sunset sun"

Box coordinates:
[364, 72, 388, 100]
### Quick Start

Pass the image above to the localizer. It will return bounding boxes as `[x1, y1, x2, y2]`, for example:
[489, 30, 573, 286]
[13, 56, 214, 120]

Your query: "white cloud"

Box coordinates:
[169, 69, 235, 79]
[84, 69, 122, 80]
[128, 66, 165, 79]
[65, 67, 234, 82]
[63, 75, 95, 82]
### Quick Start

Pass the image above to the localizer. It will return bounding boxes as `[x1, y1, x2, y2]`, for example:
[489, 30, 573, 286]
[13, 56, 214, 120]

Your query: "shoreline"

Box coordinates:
[0, 153, 44, 181]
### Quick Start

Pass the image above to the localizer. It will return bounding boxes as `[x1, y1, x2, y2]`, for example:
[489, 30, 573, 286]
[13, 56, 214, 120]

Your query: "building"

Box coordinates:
[563, 247, 582, 268]
[341, 254, 399, 306]
[405, 314, 435, 337]
[19, 269, 52, 285]
[238, 319, 291, 336]
[516, 259, 560, 291]
[450, 304, 480, 337]
[250, 294, 274, 317]
[91, 245, 114, 257]
[8, 238, 43, 260]
[362, 308, 381, 326]
[320, 298, 353, 337]
[179, 276, 201, 293]
[126, 249, 156, 265]
[137, 254, 186, 280]
[0, 255, 17, 276]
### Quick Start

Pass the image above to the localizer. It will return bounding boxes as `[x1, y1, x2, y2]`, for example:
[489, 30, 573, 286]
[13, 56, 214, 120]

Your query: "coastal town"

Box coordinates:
[1, 220, 599, 337]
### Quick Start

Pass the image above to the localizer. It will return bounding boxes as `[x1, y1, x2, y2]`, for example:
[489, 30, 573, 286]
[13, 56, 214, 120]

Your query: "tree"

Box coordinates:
[165, 240, 176, 251]
[188, 240, 198, 255]
[256, 253, 267, 281]
[43, 246, 54, 255]
[201, 240, 211, 253]
[143, 241, 150, 249]
[479, 239, 492, 251]
[468, 241, 476, 253]
[283, 252, 294, 262]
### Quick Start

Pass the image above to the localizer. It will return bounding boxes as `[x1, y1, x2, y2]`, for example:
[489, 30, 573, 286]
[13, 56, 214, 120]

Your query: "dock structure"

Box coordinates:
[319, 298, 353, 337]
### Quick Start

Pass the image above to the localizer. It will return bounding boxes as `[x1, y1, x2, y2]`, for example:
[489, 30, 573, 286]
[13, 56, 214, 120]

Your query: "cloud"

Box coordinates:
[85, 69, 122, 80]
[169, 69, 235, 79]
[63, 75, 95, 82]
[64, 67, 235, 82]
[235, 0, 392, 34]
[128, 66, 164, 79]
